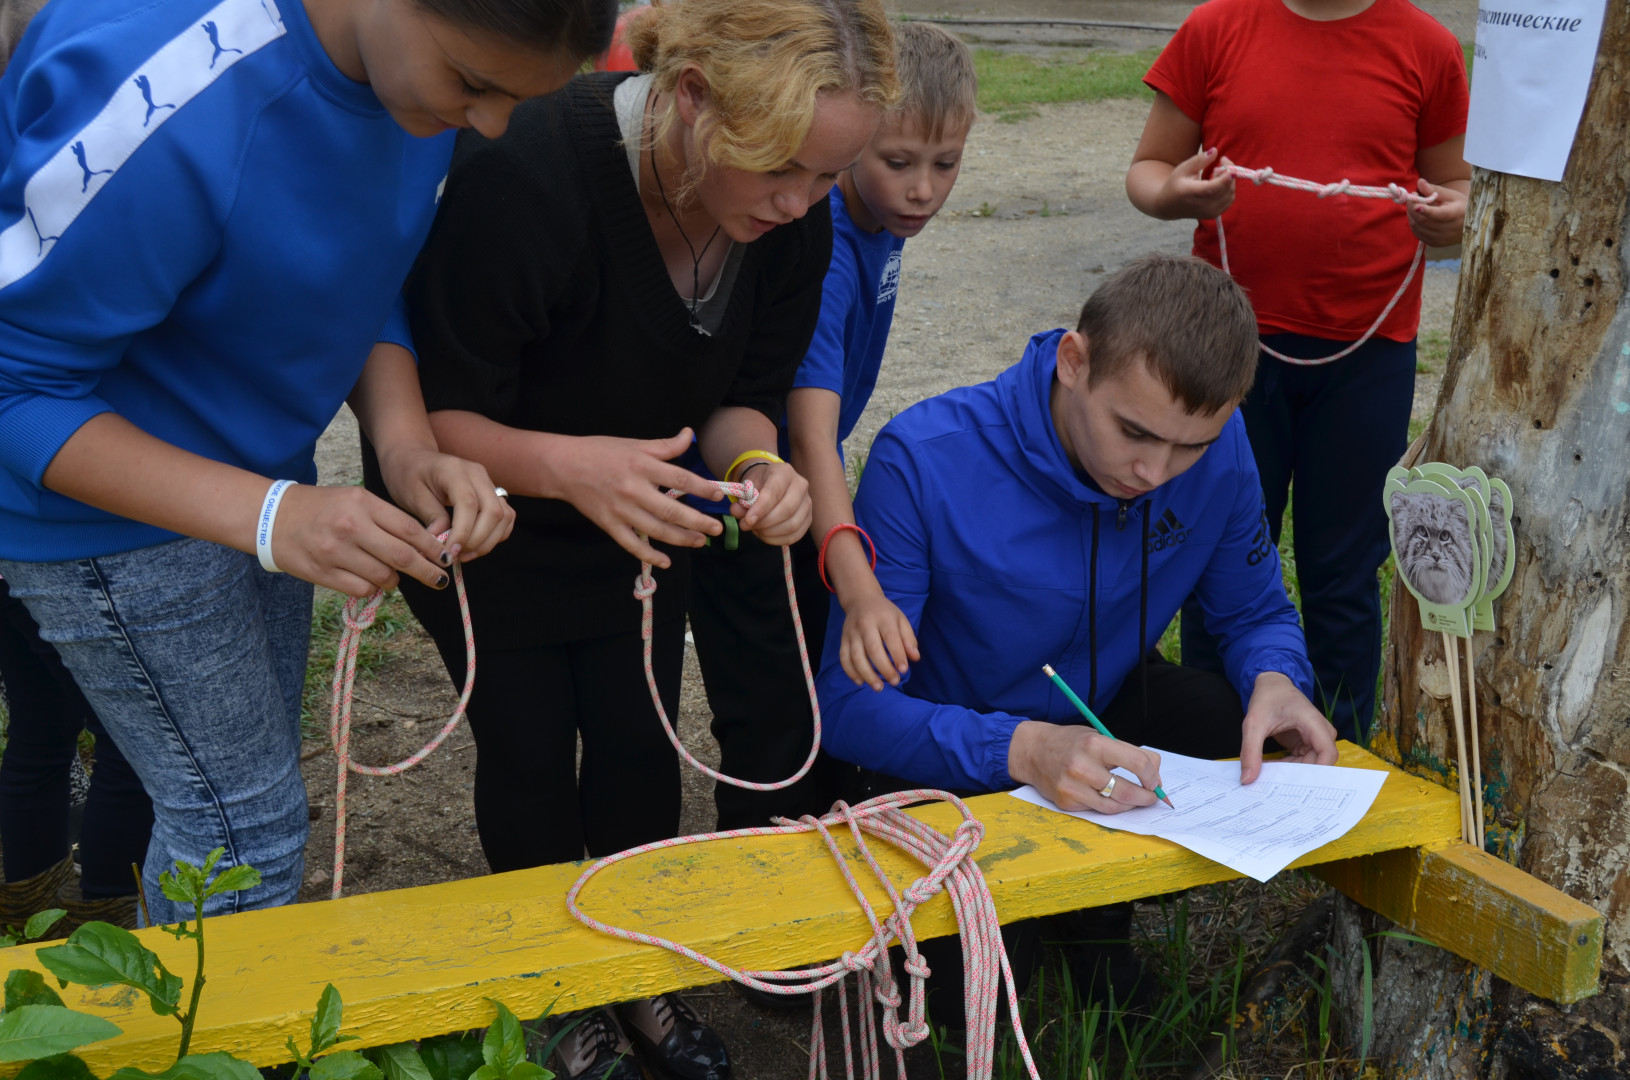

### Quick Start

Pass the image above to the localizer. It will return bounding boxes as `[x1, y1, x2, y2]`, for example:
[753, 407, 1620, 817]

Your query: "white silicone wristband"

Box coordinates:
[256, 480, 297, 573]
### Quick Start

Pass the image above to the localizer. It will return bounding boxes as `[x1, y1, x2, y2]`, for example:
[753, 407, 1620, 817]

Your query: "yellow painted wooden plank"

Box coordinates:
[1316, 841, 1603, 1003]
[0, 743, 1459, 1071]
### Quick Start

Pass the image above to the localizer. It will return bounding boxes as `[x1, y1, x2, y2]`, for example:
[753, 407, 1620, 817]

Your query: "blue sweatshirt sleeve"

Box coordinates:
[817, 426, 1027, 791]
[378, 293, 415, 358]
[1191, 427, 1315, 705]
[0, 33, 229, 486]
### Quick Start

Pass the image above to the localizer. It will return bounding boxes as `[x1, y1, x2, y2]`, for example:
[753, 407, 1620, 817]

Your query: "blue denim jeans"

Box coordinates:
[0, 538, 312, 921]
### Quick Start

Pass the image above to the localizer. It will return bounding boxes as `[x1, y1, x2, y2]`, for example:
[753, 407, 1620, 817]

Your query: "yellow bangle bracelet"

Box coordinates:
[723, 449, 784, 484]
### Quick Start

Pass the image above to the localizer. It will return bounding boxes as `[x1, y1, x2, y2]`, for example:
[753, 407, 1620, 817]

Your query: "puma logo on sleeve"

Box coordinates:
[0, 0, 286, 292]
[133, 75, 177, 127]
[202, 21, 243, 67]
[26, 208, 59, 256]
[71, 142, 114, 193]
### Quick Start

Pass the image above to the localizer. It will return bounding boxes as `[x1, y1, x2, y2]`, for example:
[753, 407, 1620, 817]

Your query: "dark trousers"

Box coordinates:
[0, 578, 152, 896]
[688, 532, 853, 831]
[855, 655, 1245, 1029]
[1182, 333, 1416, 742]
[405, 577, 686, 870]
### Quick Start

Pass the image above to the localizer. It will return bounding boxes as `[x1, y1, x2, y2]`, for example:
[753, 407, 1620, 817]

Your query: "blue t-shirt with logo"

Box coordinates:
[0, 0, 453, 560]
[783, 185, 906, 456]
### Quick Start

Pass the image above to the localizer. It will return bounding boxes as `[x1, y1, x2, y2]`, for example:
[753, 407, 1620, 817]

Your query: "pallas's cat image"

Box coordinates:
[1391, 491, 1475, 605]
[1451, 474, 1510, 589]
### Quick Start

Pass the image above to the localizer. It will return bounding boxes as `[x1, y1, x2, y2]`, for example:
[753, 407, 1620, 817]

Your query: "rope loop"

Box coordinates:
[629, 477, 821, 793]
[566, 790, 1044, 1080]
[326, 478, 1045, 1077]
[327, 532, 476, 899]
[1212, 159, 1431, 366]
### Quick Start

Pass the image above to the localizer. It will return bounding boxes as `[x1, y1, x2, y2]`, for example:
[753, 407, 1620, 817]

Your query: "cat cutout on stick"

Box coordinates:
[1482, 476, 1516, 608]
[1385, 468, 1484, 637]
[1416, 464, 1497, 631]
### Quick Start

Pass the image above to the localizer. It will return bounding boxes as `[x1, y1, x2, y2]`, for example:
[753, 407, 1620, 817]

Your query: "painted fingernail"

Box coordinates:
[435, 574, 450, 590]
[439, 550, 452, 567]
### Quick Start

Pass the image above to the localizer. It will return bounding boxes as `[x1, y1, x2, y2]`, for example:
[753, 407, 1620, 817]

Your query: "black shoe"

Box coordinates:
[616, 993, 731, 1080]
[550, 1007, 644, 1080]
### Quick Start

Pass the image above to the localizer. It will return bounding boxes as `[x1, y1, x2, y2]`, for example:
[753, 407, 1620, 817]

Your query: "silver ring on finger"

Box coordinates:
[1098, 775, 1118, 800]
[493, 487, 508, 499]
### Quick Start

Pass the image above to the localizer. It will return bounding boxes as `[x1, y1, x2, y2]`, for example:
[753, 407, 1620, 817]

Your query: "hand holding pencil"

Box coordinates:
[1003, 664, 1172, 814]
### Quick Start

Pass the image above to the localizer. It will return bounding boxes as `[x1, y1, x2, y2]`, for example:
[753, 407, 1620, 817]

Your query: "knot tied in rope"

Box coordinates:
[567, 791, 1043, 1080]
[629, 478, 824, 794]
[1212, 159, 1434, 366]
[327, 534, 475, 899]
[327, 478, 1041, 1078]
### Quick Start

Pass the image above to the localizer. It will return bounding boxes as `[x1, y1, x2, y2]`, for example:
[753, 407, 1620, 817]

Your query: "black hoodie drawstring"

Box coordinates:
[1139, 499, 1151, 723]
[1088, 504, 1099, 710]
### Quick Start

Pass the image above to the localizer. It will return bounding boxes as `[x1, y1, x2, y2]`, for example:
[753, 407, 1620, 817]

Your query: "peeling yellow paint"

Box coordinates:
[0, 742, 1590, 1072]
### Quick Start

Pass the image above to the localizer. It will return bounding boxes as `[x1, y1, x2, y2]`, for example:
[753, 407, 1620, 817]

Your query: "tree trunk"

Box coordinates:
[1333, 5, 1630, 1076]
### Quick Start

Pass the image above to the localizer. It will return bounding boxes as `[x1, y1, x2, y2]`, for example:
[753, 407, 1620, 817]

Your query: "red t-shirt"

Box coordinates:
[1145, 0, 1468, 341]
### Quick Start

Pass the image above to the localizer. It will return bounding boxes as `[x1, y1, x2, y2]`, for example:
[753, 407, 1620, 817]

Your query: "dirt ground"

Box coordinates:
[303, 5, 1466, 1074]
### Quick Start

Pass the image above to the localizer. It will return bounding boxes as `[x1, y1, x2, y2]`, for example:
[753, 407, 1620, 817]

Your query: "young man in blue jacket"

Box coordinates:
[816, 253, 1337, 1014]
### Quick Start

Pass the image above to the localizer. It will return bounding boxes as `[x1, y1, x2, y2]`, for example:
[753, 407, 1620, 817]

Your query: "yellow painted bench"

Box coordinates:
[0, 743, 1602, 1072]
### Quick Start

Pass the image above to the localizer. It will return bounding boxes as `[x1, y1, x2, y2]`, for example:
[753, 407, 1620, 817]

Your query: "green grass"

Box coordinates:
[1417, 329, 1450, 375]
[973, 47, 1158, 122]
[933, 877, 1372, 1079]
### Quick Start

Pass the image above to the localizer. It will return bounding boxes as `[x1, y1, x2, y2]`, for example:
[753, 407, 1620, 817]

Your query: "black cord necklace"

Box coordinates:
[649, 133, 722, 332]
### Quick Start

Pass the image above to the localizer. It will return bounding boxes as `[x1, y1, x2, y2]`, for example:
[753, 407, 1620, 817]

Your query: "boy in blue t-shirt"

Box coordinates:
[687, 22, 977, 832]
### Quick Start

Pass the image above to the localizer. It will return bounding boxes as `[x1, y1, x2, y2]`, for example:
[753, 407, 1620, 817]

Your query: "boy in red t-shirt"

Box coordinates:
[1125, 0, 1469, 742]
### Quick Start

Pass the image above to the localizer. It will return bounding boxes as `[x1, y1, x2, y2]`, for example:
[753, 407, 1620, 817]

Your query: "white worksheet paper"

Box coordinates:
[1010, 750, 1388, 883]
[1464, 0, 1608, 181]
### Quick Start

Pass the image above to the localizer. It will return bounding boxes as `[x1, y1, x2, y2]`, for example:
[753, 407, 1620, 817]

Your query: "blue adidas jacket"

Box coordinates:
[817, 329, 1313, 792]
[0, 0, 452, 560]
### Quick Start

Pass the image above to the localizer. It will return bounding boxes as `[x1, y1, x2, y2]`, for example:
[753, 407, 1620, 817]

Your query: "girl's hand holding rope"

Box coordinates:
[271, 485, 461, 597]
[375, 444, 515, 564]
[730, 460, 811, 545]
[1407, 176, 1469, 246]
[539, 427, 726, 568]
[1138, 145, 1238, 221]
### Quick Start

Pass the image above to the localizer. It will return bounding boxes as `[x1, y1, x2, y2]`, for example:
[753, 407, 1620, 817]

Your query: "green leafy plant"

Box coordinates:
[2, 864, 557, 1080]
[2, 910, 67, 950]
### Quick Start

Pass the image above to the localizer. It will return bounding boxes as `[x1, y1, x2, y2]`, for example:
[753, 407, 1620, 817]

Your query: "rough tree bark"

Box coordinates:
[1328, 4, 1630, 1077]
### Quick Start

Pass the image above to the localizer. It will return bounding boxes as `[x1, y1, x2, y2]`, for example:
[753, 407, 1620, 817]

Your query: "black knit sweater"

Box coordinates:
[365, 73, 832, 645]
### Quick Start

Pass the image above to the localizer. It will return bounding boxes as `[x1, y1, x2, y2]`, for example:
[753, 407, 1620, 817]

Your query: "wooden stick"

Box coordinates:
[1441, 631, 1474, 844]
[1465, 638, 1485, 850]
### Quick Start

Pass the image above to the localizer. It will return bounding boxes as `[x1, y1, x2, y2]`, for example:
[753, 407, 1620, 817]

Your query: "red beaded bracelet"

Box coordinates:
[817, 521, 878, 594]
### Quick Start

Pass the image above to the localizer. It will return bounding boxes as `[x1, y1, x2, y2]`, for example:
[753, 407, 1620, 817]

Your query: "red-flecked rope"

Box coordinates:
[633, 480, 819, 791]
[328, 545, 474, 899]
[563, 481, 1042, 1080]
[564, 792, 1042, 1080]
[324, 484, 1043, 1077]
[1214, 162, 1436, 366]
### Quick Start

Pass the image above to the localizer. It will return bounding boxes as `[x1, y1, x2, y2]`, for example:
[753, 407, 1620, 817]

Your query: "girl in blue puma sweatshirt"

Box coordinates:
[0, 0, 614, 920]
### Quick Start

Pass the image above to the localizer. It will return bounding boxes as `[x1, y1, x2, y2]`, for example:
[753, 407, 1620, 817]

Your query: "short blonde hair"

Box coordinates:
[891, 21, 977, 142]
[628, 0, 899, 175]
